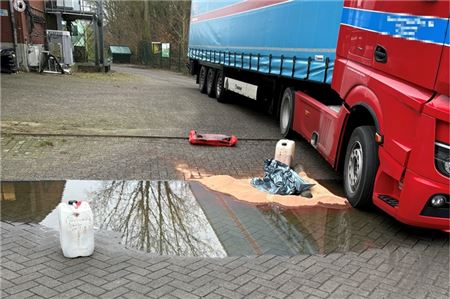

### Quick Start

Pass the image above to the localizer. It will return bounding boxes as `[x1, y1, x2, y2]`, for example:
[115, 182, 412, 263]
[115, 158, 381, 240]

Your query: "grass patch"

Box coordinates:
[2, 132, 14, 139]
[36, 140, 54, 147]
[73, 71, 138, 82]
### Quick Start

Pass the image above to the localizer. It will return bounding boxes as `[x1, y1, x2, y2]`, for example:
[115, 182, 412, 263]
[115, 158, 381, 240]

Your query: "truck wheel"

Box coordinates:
[280, 88, 295, 137]
[215, 70, 227, 102]
[206, 68, 216, 98]
[199, 66, 208, 93]
[343, 126, 379, 209]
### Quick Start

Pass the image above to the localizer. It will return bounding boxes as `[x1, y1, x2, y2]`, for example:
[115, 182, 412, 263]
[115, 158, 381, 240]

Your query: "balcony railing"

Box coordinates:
[45, 0, 97, 15]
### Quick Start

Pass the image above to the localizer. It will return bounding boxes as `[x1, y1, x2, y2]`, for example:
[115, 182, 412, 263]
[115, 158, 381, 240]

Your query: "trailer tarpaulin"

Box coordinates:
[188, 0, 343, 84]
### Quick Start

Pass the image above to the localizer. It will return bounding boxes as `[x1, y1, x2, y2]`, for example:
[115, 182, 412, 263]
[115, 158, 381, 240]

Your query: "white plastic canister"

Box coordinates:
[58, 201, 94, 258]
[275, 139, 296, 167]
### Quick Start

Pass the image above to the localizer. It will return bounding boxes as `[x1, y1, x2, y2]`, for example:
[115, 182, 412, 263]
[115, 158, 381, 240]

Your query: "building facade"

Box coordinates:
[1, 0, 46, 71]
[1, 0, 102, 71]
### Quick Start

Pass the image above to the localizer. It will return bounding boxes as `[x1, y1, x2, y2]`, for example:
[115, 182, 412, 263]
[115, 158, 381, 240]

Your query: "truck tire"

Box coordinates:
[280, 87, 295, 137]
[199, 66, 208, 93]
[215, 70, 227, 102]
[343, 126, 379, 209]
[206, 68, 216, 98]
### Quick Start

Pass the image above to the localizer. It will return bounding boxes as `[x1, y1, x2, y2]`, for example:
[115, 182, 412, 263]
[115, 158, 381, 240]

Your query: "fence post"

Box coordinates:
[178, 43, 181, 72]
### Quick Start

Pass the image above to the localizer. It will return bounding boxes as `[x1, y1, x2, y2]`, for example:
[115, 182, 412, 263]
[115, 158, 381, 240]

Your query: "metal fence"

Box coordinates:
[45, 0, 96, 14]
[137, 41, 186, 73]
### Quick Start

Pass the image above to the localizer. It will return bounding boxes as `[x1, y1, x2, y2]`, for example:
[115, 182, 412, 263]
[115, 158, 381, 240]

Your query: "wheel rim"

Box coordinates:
[216, 72, 223, 97]
[346, 141, 363, 193]
[280, 96, 290, 133]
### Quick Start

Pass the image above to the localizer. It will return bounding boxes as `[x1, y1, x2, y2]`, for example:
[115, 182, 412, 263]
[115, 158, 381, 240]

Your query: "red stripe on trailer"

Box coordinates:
[191, 0, 290, 23]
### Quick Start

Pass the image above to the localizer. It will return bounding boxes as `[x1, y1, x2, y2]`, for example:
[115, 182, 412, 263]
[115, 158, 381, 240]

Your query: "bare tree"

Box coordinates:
[103, 0, 191, 65]
[91, 180, 225, 257]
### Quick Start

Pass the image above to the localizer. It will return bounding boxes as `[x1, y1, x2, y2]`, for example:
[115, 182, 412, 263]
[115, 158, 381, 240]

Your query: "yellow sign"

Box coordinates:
[152, 42, 161, 54]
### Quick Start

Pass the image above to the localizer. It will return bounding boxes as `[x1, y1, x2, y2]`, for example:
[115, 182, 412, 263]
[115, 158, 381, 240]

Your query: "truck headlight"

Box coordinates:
[435, 142, 450, 177]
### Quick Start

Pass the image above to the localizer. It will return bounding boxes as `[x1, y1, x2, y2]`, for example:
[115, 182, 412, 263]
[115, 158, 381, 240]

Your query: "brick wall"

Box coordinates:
[27, 0, 46, 44]
[1, 1, 13, 44]
[0, 0, 45, 46]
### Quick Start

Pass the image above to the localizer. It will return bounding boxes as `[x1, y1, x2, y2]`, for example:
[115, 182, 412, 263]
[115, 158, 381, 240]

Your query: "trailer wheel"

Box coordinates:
[206, 68, 216, 98]
[198, 66, 208, 93]
[343, 126, 379, 209]
[215, 70, 227, 102]
[280, 87, 295, 137]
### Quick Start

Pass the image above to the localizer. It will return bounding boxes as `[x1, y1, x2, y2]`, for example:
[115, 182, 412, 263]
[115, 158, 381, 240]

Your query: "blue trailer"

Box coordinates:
[187, 0, 344, 135]
[188, 0, 343, 83]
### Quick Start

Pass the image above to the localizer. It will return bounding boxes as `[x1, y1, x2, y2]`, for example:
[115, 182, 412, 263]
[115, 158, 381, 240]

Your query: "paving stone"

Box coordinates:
[0, 267, 20, 279]
[5, 281, 39, 295]
[192, 283, 219, 297]
[34, 276, 62, 289]
[51, 288, 83, 298]
[169, 279, 197, 292]
[53, 281, 84, 294]
[125, 265, 150, 276]
[101, 278, 130, 291]
[5, 290, 34, 299]
[76, 283, 106, 296]
[102, 269, 130, 282]
[29, 285, 58, 298]
[1, 279, 15, 290]
[124, 281, 153, 294]
[2, 261, 26, 272]
[38, 267, 66, 280]
[319, 280, 341, 293]
[203, 293, 224, 299]
[168, 271, 196, 283]
[149, 276, 173, 289]
[147, 285, 176, 298]
[277, 280, 299, 296]
[236, 282, 261, 296]
[57, 271, 86, 284]
[123, 291, 151, 299]
[257, 286, 288, 299]
[80, 274, 108, 287]
[298, 285, 329, 298]
[214, 287, 242, 299]
[191, 275, 215, 287]
[99, 286, 129, 299]
[171, 289, 200, 299]
[231, 273, 254, 286]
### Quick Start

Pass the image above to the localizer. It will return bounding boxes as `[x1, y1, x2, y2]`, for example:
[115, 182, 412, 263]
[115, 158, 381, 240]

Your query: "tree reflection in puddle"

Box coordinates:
[91, 181, 226, 257]
[258, 205, 354, 254]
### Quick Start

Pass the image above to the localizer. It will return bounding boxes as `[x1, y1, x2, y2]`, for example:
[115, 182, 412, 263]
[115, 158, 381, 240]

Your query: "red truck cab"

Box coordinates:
[292, 0, 449, 230]
[188, 0, 449, 230]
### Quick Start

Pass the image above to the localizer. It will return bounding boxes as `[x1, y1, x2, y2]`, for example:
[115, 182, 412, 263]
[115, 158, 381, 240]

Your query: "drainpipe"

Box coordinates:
[97, 0, 104, 65]
[8, 0, 19, 69]
[93, 14, 99, 66]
